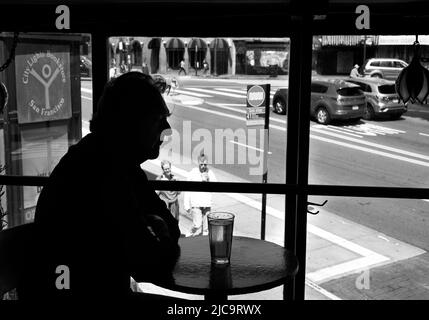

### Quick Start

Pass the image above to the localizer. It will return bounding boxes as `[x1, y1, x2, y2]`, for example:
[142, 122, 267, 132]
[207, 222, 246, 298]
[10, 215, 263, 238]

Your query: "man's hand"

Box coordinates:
[146, 214, 171, 242]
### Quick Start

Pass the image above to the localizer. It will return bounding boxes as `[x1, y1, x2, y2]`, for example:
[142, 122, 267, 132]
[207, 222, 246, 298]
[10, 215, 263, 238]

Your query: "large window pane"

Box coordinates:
[107, 37, 289, 184]
[306, 196, 429, 300]
[0, 32, 91, 226]
[310, 34, 429, 189]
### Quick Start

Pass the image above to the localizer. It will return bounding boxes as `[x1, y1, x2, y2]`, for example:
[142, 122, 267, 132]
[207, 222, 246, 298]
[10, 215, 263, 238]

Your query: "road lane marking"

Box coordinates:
[177, 103, 429, 167]
[315, 123, 406, 137]
[228, 140, 272, 154]
[174, 89, 212, 98]
[215, 87, 275, 99]
[307, 255, 389, 283]
[323, 126, 364, 138]
[363, 123, 406, 134]
[312, 135, 429, 167]
[186, 87, 246, 98]
[178, 103, 286, 131]
[215, 87, 277, 95]
[420, 132, 429, 137]
[305, 279, 342, 300]
[311, 127, 429, 161]
[207, 102, 287, 125]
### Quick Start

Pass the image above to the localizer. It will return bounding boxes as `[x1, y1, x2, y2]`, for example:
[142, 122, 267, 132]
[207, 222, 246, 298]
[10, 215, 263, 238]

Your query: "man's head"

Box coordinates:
[198, 153, 209, 173]
[354, 64, 359, 69]
[90, 72, 171, 164]
[161, 160, 172, 177]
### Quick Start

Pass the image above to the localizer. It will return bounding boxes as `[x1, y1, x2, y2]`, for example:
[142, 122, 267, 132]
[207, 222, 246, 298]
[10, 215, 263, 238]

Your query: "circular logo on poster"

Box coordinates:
[247, 85, 266, 107]
[21, 51, 67, 118]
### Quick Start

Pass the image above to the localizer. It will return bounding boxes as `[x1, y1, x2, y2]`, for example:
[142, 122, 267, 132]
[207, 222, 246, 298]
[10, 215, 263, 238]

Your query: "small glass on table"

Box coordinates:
[207, 212, 235, 265]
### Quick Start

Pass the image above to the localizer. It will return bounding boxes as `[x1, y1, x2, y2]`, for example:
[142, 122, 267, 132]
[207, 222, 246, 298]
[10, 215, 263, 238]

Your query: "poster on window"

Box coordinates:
[20, 125, 69, 222]
[15, 43, 72, 124]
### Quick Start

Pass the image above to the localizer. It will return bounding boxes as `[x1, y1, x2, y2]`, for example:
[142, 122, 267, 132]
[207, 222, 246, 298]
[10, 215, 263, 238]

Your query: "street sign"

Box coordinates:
[246, 84, 269, 126]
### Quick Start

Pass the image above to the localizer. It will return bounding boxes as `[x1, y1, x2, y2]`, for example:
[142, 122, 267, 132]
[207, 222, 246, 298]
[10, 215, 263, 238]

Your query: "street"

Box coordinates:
[80, 76, 429, 299]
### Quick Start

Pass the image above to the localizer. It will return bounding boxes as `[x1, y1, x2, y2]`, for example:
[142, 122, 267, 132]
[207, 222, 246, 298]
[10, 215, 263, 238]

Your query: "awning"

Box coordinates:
[321, 35, 379, 46]
[188, 38, 207, 50]
[131, 40, 141, 50]
[378, 35, 429, 45]
[148, 38, 161, 49]
[210, 38, 229, 50]
[166, 38, 185, 49]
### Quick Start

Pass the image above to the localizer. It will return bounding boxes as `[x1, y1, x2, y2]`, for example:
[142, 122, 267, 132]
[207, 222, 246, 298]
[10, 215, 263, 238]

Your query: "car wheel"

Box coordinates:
[363, 104, 376, 120]
[273, 98, 287, 115]
[371, 74, 382, 79]
[316, 107, 331, 125]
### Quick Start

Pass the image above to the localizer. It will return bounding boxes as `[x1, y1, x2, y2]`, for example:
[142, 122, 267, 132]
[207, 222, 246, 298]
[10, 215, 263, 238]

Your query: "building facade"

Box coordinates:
[108, 37, 289, 76]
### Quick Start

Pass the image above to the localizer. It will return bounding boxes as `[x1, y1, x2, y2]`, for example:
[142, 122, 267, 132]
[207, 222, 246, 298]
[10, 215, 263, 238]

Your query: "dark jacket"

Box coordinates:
[20, 133, 180, 301]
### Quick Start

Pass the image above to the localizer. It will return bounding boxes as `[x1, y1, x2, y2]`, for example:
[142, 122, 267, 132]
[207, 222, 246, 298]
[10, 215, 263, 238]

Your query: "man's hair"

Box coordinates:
[161, 160, 171, 169]
[89, 72, 166, 133]
[198, 152, 208, 163]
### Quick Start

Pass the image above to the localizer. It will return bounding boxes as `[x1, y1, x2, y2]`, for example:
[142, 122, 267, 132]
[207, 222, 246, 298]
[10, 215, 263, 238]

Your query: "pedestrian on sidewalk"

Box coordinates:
[178, 59, 187, 76]
[350, 64, 363, 78]
[203, 60, 209, 75]
[184, 152, 217, 236]
[156, 160, 181, 221]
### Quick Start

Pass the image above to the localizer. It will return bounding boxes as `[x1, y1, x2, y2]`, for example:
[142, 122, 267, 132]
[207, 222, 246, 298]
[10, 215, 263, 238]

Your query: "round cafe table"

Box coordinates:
[154, 236, 299, 300]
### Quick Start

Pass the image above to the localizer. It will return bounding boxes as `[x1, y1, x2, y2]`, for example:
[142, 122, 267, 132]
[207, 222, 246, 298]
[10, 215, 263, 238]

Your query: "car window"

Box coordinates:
[347, 81, 371, 93]
[370, 61, 380, 67]
[337, 87, 363, 96]
[393, 61, 405, 68]
[311, 83, 327, 93]
[378, 84, 396, 94]
[380, 61, 393, 67]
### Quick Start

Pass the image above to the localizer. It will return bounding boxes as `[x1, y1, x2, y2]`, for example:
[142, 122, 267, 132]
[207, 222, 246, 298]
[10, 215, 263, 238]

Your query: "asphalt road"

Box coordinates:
[80, 78, 429, 251]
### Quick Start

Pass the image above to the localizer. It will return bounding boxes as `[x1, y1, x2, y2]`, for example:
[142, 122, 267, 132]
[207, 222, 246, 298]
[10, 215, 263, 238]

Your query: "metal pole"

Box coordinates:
[363, 35, 367, 67]
[261, 84, 270, 240]
[195, 44, 198, 76]
[284, 18, 313, 301]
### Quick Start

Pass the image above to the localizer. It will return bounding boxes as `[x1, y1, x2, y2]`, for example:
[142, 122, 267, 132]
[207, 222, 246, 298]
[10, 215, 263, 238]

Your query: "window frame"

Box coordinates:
[0, 1, 429, 302]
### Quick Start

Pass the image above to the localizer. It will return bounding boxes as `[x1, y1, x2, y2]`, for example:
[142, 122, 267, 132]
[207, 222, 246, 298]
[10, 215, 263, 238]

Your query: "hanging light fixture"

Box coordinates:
[395, 35, 429, 104]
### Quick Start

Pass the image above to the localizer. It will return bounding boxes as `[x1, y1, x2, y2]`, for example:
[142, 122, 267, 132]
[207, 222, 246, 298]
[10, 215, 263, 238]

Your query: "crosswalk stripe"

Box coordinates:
[186, 87, 245, 98]
[174, 89, 212, 98]
[323, 126, 364, 138]
[215, 87, 276, 96]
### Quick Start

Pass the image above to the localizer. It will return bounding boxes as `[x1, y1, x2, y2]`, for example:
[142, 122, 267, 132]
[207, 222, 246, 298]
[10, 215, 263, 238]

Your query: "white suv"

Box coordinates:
[363, 58, 408, 80]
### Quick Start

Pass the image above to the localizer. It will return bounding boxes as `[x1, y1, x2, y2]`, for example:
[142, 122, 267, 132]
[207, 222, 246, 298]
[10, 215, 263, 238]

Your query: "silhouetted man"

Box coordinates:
[22, 72, 180, 302]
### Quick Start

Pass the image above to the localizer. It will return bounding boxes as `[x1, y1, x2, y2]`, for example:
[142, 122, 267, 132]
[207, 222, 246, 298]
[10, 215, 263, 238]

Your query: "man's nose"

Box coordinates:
[160, 120, 172, 140]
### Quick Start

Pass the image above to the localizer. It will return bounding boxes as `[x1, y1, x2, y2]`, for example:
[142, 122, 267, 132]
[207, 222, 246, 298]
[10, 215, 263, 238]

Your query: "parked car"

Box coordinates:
[346, 77, 407, 120]
[272, 78, 366, 125]
[362, 58, 408, 80]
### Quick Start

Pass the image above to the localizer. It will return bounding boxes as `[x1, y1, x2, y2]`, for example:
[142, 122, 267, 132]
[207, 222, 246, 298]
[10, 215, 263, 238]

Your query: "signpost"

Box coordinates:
[246, 84, 270, 240]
